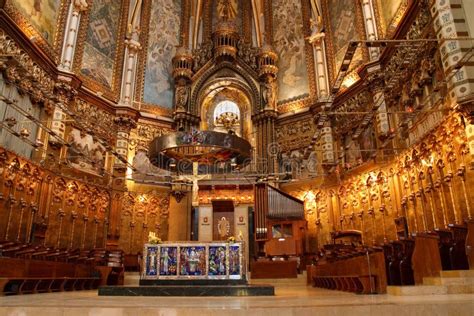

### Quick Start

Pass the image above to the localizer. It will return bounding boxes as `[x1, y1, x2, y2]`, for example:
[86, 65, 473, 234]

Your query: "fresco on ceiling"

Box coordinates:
[66, 128, 106, 175]
[326, 0, 363, 75]
[10, 0, 61, 46]
[143, 0, 181, 108]
[80, 0, 121, 89]
[376, 0, 404, 37]
[272, 0, 309, 102]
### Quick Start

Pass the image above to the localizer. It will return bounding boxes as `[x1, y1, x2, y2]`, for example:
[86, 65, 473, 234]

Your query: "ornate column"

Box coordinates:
[58, 0, 88, 72]
[431, 0, 474, 103]
[366, 63, 391, 141]
[254, 44, 278, 174]
[360, 0, 380, 61]
[172, 46, 195, 131]
[108, 112, 137, 248]
[119, 0, 143, 107]
[307, 15, 330, 99]
[320, 119, 336, 169]
[48, 81, 77, 155]
[431, 0, 474, 159]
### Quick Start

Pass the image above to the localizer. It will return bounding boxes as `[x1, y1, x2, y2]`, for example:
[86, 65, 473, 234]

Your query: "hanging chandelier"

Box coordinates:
[215, 111, 239, 130]
[149, 129, 251, 174]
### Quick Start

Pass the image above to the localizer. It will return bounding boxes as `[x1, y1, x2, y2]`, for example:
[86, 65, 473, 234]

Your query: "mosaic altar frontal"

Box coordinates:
[142, 242, 244, 280]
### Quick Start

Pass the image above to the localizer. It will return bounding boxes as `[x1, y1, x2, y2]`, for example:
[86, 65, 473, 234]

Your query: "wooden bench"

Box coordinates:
[309, 250, 387, 294]
[312, 275, 376, 294]
[0, 277, 100, 295]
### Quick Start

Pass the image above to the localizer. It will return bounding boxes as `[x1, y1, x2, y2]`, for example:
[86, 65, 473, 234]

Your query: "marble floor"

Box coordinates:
[1, 279, 473, 316]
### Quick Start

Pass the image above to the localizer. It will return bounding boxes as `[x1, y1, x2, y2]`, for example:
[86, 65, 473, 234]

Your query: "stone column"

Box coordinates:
[48, 82, 77, 152]
[119, 0, 143, 107]
[431, 1, 474, 166]
[360, 0, 380, 61]
[107, 113, 137, 248]
[366, 63, 391, 141]
[58, 0, 88, 72]
[256, 45, 279, 175]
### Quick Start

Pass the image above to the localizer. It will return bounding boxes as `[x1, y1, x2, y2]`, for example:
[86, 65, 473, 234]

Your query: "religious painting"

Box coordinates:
[375, 0, 407, 38]
[228, 244, 241, 277]
[142, 0, 181, 108]
[208, 245, 227, 276]
[80, 0, 122, 90]
[272, 0, 310, 102]
[9, 0, 61, 46]
[159, 246, 178, 276]
[323, 0, 364, 81]
[212, 0, 242, 33]
[66, 128, 106, 175]
[179, 246, 206, 276]
[144, 245, 159, 276]
[213, 213, 233, 241]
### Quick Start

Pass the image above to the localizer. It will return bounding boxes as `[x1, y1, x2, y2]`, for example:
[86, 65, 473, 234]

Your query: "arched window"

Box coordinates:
[214, 100, 240, 123]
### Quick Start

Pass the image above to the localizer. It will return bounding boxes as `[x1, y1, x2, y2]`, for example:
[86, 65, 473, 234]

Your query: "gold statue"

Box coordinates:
[148, 231, 161, 244]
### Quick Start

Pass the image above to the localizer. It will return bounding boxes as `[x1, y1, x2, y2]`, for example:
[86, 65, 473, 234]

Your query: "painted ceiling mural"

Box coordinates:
[272, 0, 309, 102]
[143, 0, 182, 108]
[376, 0, 405, 37]
[325, 0, 364, 81]
[10, 0, 61, 46]
[80, 0, 122, 89]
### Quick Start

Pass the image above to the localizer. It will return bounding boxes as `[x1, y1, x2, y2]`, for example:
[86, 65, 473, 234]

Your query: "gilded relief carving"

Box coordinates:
[276, 116, 315, 153]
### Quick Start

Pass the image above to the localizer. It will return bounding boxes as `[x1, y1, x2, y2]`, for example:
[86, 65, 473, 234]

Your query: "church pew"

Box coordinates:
[310, 249, 387, 294]
[0, 277, 100, 295]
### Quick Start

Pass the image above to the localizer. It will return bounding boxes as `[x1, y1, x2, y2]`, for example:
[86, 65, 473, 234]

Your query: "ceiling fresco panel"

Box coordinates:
[142, 0, 182, 109]
[272, 0, 310, 102]
[80, 0, 122, 90]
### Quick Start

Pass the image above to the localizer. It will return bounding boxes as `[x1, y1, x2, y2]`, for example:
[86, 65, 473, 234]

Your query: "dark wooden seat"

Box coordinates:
[0, 277, 100, 295]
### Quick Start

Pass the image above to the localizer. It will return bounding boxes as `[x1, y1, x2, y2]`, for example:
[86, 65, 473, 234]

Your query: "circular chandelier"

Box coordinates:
[215, 111, 239, 130]
[149, 129, 251, 174]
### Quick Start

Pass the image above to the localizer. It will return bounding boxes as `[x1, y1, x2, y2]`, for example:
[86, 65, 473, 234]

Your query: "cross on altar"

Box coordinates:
[178, 162, 211, 206]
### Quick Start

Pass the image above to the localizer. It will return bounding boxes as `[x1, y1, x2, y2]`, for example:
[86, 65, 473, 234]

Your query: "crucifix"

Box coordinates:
[179, 162, 211, 206]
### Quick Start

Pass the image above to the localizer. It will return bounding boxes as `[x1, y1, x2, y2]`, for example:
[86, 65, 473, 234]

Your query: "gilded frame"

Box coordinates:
[321, 0, 368, 87]
[134, 0, 186, 117]
[3, 0, 70, 63]
[72, 0, 129, 102]
[373, 0, 410, 39]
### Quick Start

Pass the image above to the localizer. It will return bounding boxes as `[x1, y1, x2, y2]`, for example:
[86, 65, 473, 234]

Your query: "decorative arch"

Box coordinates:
[190, 62, 261, 115]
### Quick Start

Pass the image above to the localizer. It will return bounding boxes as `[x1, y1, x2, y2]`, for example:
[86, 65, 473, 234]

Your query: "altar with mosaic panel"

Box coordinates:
[142, 242, 245, 280]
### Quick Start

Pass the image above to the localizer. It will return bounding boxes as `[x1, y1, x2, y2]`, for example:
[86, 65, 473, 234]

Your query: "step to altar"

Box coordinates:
[250, 271, 307, 286]
[139, 278, 247, 286]
[388, 270, 474, 296]
[98, 284, 275, 296]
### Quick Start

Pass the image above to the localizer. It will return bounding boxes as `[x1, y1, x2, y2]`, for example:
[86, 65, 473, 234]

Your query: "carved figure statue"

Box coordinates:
[263, 78, 277, 109]
[217, 216, 230, 239]
[307, 17, 325, 44]
[175, 85, 188, 110]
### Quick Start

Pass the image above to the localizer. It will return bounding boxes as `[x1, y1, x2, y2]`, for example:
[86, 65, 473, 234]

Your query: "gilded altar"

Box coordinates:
[142, 242, 245, 280]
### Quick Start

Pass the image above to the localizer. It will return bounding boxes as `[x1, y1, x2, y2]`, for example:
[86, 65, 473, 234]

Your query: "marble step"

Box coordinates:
[250, 273, 307, 285]
[440, 270, 474, 278]
[124, 272, 141, 286]
[387, 285, 447, 296]
[423, 276, 474, 286]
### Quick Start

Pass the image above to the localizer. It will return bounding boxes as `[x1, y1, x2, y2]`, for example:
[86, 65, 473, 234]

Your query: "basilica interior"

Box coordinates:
[0, 0, 474, 314]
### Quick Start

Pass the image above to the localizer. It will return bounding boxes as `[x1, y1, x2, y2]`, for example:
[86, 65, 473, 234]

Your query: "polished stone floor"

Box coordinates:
[1, 278, 473, 316]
